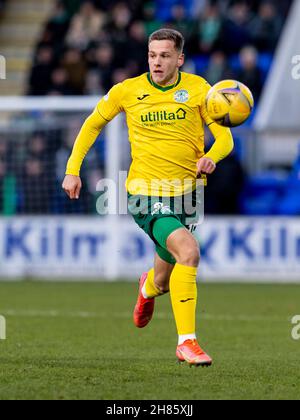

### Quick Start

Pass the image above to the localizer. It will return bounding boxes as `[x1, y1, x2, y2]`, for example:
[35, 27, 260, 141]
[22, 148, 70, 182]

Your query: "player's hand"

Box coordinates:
[62, 175, 82, 200]
[197, 157, 216, 176]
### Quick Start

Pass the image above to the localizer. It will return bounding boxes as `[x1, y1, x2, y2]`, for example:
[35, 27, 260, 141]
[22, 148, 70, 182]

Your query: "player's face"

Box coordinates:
[148, 40, 184, 86]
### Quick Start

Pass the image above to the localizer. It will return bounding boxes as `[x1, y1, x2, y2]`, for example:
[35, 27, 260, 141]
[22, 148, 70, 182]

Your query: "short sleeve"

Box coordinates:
[96, 83, 124, 121]
[199, 81, 215, 127]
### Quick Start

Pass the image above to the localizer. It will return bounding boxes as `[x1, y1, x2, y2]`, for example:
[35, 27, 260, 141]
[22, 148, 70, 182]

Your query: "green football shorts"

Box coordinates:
[128, 192, 200, 265]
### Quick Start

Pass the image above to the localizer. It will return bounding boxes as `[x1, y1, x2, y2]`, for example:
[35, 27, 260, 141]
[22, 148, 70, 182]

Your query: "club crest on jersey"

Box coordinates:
[151, 202, 173, 216]
[174, 90, 189, 103]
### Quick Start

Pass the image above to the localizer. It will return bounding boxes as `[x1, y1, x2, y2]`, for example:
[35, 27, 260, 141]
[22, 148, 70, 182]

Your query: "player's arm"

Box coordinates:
[63, 110, 108, 199]
[63, 84, 124, 199]
[197, 83, 234, 176]
[199, 121, 234, 171]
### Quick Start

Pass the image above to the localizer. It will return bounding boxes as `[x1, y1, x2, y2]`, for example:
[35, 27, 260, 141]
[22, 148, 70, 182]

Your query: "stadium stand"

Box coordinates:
[0, 0, 53, 95]
[27, 0, 289, 100]
[0, 0, 6, 15]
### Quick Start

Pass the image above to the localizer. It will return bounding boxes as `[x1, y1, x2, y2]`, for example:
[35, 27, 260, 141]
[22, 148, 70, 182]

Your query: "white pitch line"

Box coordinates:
[0, 309, 290, 323]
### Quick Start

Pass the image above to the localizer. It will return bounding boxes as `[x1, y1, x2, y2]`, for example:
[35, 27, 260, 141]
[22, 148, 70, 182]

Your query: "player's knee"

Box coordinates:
[177, 245, 200, 267]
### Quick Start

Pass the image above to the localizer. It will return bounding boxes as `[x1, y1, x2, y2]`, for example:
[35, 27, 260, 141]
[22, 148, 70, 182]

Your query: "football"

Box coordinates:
[206, 80, 254, 127]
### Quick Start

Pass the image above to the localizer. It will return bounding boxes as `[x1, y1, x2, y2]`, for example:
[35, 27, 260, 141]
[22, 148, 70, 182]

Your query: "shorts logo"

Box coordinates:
[151, 202, 173, 216]
[174, 90, 189, 103]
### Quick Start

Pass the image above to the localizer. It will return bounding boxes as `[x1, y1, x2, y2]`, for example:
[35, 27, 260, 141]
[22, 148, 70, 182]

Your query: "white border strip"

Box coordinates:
[0, 96, 100, 111]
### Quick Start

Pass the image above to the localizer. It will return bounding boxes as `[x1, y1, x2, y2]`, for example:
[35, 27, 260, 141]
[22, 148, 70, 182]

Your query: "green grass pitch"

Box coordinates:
[0, 281, 299, 400]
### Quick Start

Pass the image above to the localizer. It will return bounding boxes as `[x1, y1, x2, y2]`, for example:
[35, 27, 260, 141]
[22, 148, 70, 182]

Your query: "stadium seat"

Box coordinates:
[192, 56, 210, 75]
[155, 0, 193, 20]
[276, 145, 300, 214]
[240, 173, 287, 215]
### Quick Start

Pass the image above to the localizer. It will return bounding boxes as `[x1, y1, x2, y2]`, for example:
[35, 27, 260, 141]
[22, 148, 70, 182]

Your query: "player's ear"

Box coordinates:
[178, 53, 185, 68]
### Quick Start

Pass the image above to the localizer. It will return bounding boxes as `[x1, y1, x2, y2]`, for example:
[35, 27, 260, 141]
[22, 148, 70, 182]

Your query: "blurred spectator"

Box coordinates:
[47, 67, 75, 96]
[205, 153, 245, 215]
[0, 137, 17, 216]
[197, 2, 223, 54]
[62, 0, 82, 17]
[250, 1, 283, 52]
[112, 68, 131, 85]
[104, 2, 132, 68]
[142, 2, 163, 38]
[94, 0, 137, 13]
[44, 1, 70, 48]
[0, 138, 9, 167]
[156, 0, 195, 21]
[21, 159, 50, 214]
[127, 21, 148, 74]
[0, 160, 7, 213]
[222, 2, 253, 53]
[61, 49, 88, 94]
[21, 133, 52, 214]
[28, 47, 55, 95]
[0, 0, 6, 16]
[205, 50, 235, 85]
[168, 3, 196, 48]
[91, 43, 115, 92]
[84, 71, 102, 95]
[66, 1, 105, 51]
[275, 0, 294, 18]
[0, 138, 8, 214]
[190, 0, 206, 17]
[237, 45, 263, 101]
[27, 133, 49, 161]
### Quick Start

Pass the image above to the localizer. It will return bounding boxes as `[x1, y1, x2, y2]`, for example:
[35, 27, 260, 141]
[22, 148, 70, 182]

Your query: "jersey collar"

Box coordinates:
[147, 72, 182, 92]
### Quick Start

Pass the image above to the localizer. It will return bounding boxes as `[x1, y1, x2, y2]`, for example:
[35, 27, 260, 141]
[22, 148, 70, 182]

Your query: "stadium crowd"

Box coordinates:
[28, 0, 291, 102]
[0, 0, 5, 11]
[0, 122, 105, 215]
[0, 0, 293, 216]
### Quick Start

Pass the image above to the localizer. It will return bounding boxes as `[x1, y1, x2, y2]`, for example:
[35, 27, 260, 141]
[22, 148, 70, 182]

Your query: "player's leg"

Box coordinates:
[165, 226, 200, 341]
[129, 194, 176, 328]
[140, 217, 200, 340]
[153, 252, 174, 293]
[133, 217, 178, 329]
[143, 252, 174, 297]
[156, 222, 212, 366]
[133, 252, 174, 328]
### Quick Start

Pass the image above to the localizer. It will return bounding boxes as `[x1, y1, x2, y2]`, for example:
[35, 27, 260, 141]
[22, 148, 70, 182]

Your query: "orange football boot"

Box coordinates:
[133, 273, 155, 328]
[176, 339, 213, 367]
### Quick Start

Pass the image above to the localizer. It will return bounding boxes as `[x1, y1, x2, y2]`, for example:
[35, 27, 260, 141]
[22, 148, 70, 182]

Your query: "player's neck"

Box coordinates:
[152, 71, 179, 88]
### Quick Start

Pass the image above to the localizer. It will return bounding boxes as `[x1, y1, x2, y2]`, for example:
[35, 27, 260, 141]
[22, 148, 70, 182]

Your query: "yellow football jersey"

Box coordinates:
[66, 71, 233, 196]
[97, 72, 216, 196]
